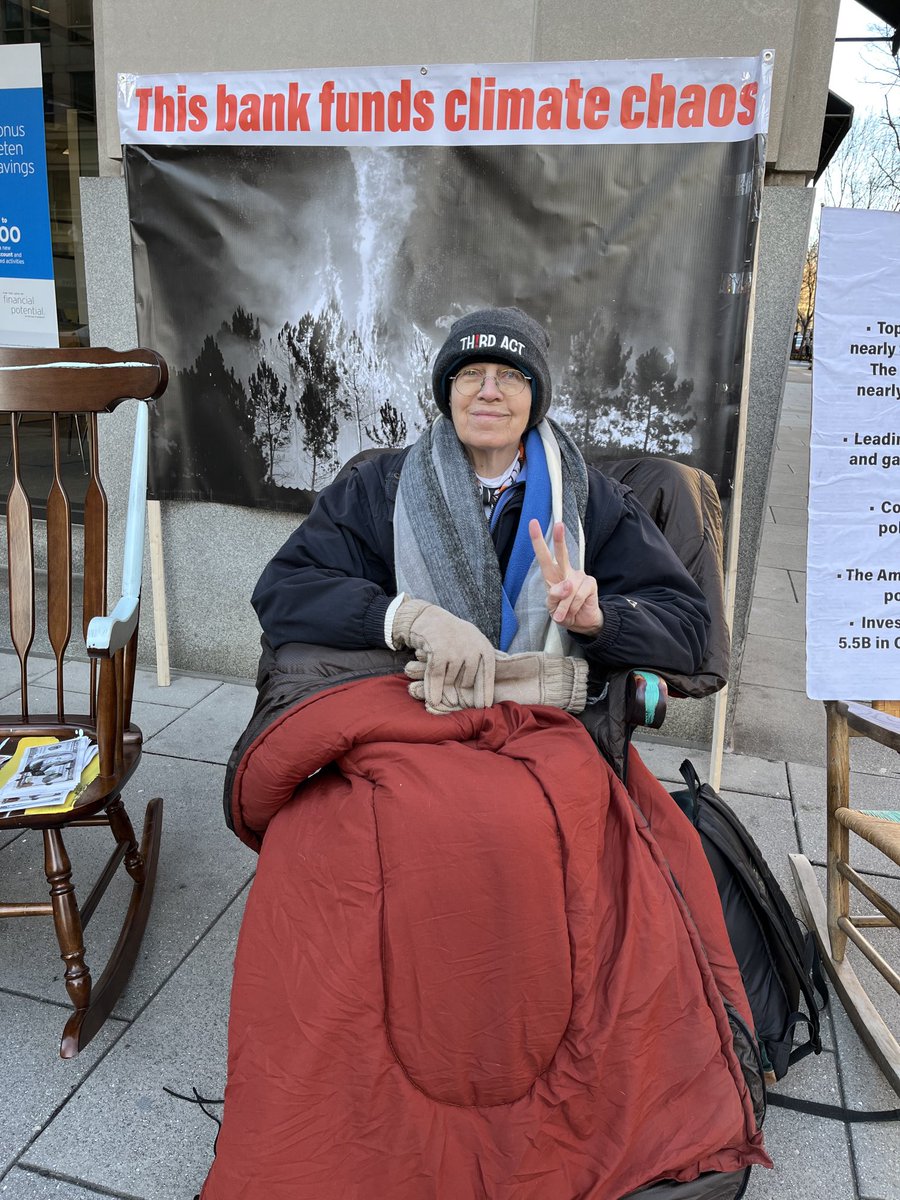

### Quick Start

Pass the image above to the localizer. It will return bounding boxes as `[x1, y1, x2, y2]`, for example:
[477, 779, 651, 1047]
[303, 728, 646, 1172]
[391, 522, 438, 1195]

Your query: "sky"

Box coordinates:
[829, 0, 898, 114]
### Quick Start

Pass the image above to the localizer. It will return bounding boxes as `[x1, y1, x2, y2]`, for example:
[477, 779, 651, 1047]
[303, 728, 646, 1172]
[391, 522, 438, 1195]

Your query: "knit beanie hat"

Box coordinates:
[431, 306, 552, 428]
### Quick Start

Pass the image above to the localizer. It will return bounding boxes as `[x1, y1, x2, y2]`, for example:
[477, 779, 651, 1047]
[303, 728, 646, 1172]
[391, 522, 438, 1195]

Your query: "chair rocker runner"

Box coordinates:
[0, 347, 168, 1058]
[790, 699, 900, 1097]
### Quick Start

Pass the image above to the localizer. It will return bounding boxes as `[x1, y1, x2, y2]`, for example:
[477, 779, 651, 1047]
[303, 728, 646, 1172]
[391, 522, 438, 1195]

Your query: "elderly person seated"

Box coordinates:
[202, 307, 767, 1200]
[252, 306, 709, 715]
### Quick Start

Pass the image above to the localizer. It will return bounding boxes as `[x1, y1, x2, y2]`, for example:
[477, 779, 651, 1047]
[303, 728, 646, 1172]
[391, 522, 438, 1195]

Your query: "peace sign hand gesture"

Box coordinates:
[529, 519, 604, 638]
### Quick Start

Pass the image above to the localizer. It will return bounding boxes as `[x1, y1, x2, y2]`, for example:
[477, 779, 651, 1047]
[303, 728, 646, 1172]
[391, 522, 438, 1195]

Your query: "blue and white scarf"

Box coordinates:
[394, 417, 588, 654]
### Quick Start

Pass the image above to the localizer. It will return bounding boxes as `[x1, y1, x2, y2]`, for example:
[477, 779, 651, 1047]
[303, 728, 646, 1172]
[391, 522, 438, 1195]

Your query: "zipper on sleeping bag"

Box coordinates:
[723, 1000, 767, 1129]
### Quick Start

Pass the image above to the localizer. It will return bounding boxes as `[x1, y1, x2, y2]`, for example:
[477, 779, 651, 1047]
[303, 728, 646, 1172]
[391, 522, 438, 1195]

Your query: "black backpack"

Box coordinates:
[671, 759, 827, 1082]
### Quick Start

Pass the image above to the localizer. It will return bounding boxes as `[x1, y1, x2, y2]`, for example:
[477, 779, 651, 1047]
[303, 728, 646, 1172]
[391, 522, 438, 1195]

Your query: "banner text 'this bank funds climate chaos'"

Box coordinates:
[117, 57, 773, 148]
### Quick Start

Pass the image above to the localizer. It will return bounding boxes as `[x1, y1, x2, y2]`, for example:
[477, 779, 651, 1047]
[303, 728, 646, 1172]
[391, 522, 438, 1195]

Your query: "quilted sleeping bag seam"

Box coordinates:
[365, 762, 576, 1110]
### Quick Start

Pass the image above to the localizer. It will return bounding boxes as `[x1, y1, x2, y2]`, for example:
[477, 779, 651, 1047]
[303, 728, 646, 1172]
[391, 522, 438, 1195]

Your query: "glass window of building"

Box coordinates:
[1, 1, 98, 519]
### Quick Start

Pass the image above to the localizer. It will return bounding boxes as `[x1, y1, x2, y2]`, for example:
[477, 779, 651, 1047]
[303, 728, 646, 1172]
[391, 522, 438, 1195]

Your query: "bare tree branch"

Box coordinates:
[820, 113, 900, 211]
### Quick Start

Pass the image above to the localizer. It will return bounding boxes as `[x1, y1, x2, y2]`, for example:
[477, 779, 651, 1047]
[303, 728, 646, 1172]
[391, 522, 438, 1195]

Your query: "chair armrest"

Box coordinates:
[841, 702, 900, 753]
[625, 670, 668, 729]
[86, 596, 139, 657]
[84, 399, 149, 659]
[577, 668, 668, 781]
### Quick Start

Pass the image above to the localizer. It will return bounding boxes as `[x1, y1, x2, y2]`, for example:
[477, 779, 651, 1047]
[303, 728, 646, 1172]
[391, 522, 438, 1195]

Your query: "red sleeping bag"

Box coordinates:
[202, 675, 769, 1199]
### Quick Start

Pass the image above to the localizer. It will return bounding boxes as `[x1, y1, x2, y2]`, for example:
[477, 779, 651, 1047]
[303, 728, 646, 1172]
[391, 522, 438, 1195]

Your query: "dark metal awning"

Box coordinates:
[820, 2, 898, 179]
[814, 90, 854, 183]
[855, 0, 900, 53]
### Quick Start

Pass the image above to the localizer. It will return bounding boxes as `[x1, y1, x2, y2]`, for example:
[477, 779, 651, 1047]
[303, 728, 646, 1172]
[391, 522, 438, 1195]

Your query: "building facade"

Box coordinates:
[10, 0, 840, 740]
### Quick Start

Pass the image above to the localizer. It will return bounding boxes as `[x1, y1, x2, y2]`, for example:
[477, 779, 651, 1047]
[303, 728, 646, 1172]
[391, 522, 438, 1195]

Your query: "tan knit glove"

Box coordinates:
[406, 651, 588, 714]
[392, 597, 496, 713]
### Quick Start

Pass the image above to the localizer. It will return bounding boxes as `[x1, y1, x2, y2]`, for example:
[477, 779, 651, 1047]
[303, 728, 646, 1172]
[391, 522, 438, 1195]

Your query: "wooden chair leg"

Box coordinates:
[43, 827, 92, 1014]
[825, 701, 850, 961]
[107, 795, 145, 884]
[59, 796, 164, 1058]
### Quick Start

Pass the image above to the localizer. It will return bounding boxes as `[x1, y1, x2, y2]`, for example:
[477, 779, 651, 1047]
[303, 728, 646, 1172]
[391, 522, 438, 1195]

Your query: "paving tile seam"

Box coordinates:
[0, 689, 191, 719]
[132, 705, 197, 746]
[129, 697, 194, 713]
[0, 652, 251, 688]
[768, 1044, 839, 1096]
[105, 872, 254, 1022]
[145, 671, 253, 688]
[663, 781, 791, 801]
[141, 749, 234, 767]
[743, 630, 808, 647]
[838, 765, 900, 783]
[126, 747, 218, 764]
[11, 1162, 140, 1200]
[738, 681, 807, 696]
[785, 755, 809, 864]
[1, 878, 252, 1187]
[805, 857, 900, 884]
[719, 787, 791, 805]
[1, 1019, 137, 1187]
[0, 984, 131, 1019]
[829, 1021, 868, 1200]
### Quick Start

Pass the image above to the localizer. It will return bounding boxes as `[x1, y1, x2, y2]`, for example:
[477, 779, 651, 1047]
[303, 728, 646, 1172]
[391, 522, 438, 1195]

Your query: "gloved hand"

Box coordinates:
[406, 650, 588, 714]
[392, 597, 496, 713]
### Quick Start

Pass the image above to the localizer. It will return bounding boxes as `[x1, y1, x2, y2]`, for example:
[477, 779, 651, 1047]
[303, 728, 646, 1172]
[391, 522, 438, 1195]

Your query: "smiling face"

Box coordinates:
[449, 361, 532, 477]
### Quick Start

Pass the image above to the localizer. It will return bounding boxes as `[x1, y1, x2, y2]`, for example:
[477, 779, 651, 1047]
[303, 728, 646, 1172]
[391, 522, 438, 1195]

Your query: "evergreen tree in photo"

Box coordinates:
[249, 357, 291, 485]
[341, 328, 375, 451]
[409, 324, 437, 429]
[366, 400, 408, 448]
[624, 347, 696, 455]
[230, 306, 261, 340]
[280, 307, 347, 490]
[161, 336, 268, 502]
[339, 318, 394, 452]
[558, 317, 631, 449]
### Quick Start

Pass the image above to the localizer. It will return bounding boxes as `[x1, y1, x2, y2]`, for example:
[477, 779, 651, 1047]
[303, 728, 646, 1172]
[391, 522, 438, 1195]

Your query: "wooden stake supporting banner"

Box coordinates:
[709, 683, 729, 794]
[709, 213, 764, 794]
[147, 500, 170, 687]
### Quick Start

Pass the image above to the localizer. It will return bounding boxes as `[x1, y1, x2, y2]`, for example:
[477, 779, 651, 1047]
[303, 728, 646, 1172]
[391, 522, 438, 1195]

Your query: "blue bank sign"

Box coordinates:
[0, 43, 57, 347]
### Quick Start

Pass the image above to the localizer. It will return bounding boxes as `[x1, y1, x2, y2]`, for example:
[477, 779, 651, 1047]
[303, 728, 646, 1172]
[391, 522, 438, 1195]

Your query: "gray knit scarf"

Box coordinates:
[394, 417, 589, 653]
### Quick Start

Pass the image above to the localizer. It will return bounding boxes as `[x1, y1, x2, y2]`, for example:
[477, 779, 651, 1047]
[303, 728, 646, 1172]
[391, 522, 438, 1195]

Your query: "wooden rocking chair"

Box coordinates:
[790, 699, 900, 1097]
[0, 347, 167, 1058]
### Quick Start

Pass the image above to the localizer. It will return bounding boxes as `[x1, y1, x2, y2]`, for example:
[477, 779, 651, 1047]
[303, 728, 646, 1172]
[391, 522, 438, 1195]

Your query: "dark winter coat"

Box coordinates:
[251, 446, 712, 684]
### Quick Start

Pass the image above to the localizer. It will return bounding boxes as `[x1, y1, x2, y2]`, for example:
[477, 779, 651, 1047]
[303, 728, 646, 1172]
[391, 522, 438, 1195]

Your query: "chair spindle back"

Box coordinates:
[0, 349, 167, 729]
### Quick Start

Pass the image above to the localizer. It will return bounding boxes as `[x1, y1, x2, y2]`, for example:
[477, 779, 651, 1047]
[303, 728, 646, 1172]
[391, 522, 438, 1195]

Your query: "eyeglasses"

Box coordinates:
[450, 366, 532, 397]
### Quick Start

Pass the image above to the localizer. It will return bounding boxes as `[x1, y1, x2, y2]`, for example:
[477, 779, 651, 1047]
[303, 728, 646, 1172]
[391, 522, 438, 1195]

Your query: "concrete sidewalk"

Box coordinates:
[1, 363, 898, 1199]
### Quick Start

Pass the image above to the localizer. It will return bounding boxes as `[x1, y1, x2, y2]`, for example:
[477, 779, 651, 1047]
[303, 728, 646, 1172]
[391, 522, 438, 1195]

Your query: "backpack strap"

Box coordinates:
[768, 1092, 900, 1122]
[674, 758, 703, 823]
[678, 758, 703, 802]
[784, 1017, 818, 1067]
